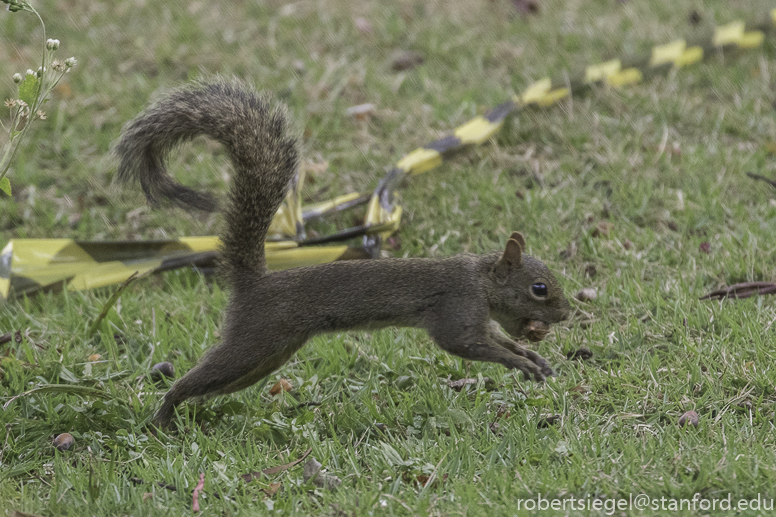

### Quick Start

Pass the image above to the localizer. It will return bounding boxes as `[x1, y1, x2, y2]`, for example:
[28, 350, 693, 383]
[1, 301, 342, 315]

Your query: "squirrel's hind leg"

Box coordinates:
[152, 342, 300, 428]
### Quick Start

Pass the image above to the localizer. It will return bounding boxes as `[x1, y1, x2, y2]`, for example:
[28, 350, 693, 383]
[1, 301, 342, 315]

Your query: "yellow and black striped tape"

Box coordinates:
[362, 10, 775, 245]
[3, 10, 774, 301]
[382, 11, 776, 181]
[0, 238, 366, 301]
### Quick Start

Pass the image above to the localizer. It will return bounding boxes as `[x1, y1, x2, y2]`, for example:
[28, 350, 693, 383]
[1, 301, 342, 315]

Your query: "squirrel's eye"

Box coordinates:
[531, 283, 548, 297]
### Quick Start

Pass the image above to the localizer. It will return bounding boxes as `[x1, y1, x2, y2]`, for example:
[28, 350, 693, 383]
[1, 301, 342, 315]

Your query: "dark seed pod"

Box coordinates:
[678, 410, 699, 428]
[151, 362, 175, 383]
[566, 348, 593, 361]
[53, 433, 75, 451]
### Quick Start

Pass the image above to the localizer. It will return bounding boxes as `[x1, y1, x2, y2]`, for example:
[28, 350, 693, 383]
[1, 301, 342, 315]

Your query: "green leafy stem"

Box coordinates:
[1, 0, 77, 196]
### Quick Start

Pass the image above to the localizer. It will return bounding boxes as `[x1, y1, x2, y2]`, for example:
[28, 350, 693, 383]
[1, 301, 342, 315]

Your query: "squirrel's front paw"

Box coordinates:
[533, 355, 555, 379]
[512, 356, 547, 382]
[518, 348, 554, 380]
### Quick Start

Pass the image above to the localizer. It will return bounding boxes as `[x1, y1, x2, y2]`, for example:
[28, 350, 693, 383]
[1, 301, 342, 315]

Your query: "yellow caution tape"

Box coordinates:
[3, 11, 774, 301]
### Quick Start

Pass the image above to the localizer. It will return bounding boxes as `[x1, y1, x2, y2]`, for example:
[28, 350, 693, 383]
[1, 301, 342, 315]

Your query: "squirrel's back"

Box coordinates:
[116, 80, 298, 285]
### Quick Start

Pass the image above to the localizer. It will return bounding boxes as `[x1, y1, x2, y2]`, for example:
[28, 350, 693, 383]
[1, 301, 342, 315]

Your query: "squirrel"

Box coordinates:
[116, 80, 572, 429]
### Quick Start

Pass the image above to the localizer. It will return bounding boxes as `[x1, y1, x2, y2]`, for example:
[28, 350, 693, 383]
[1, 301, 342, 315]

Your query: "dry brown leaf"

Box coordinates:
[416, 473, 449, 488]
[591, 221, 613, 238]
[511, 0, 539, 16]
[241, 448, 313, 482]
[263, 482, 282, 497]
[192, 473, 205, 513]
[303, 457, 342, 489]
[391, 50, 423, 71]
[447, 377, 494, 391]
[345, 103, 376, 120]
[270, 378, 293, 396]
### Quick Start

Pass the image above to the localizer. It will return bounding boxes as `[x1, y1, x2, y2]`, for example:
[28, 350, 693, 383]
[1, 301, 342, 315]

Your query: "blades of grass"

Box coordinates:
[3, 384, 117, 410]
[86, 271, 140, 338]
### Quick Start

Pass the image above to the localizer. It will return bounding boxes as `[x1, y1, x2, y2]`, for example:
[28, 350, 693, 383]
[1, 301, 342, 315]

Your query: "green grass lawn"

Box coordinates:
[2, 0, 776, 514]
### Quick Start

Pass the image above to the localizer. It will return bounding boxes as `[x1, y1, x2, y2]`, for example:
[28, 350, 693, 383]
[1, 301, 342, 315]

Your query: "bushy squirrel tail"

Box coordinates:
[116, 80, 298, 281]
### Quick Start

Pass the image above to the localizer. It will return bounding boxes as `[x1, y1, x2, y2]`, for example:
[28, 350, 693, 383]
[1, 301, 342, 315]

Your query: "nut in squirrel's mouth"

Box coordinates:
[524, 319, 551, 342]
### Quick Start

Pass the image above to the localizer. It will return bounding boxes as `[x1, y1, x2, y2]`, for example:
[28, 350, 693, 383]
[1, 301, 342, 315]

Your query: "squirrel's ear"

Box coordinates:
[493, 238, 524, 283]
[509, 232, 526, 251]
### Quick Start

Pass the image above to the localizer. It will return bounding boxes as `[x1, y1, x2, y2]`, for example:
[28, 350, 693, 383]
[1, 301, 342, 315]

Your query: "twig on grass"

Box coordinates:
[699, 281, 776, 300]
[746, 171, 776, 190]
[240, 447, 313, 482]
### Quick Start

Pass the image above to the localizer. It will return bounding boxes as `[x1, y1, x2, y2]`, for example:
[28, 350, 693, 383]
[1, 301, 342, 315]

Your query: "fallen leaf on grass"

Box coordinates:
[416, 473, 449, 488]
[591, 221, 613, 238]
[263, 482, 282, 497]
[303, 457, 342, 489]
[270, 378, 294, 396]
[699, 282, 776, 300]
[345, 103, 376, 120]
[568, 385, 589, 398]
[511, 0, 539, 17]
[699, 242, 711, 254]
[391, 50, 423, 71]
[447, 377, 495, 391]
[192, 473, 205, 513]
[241, 448, 313, 482]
